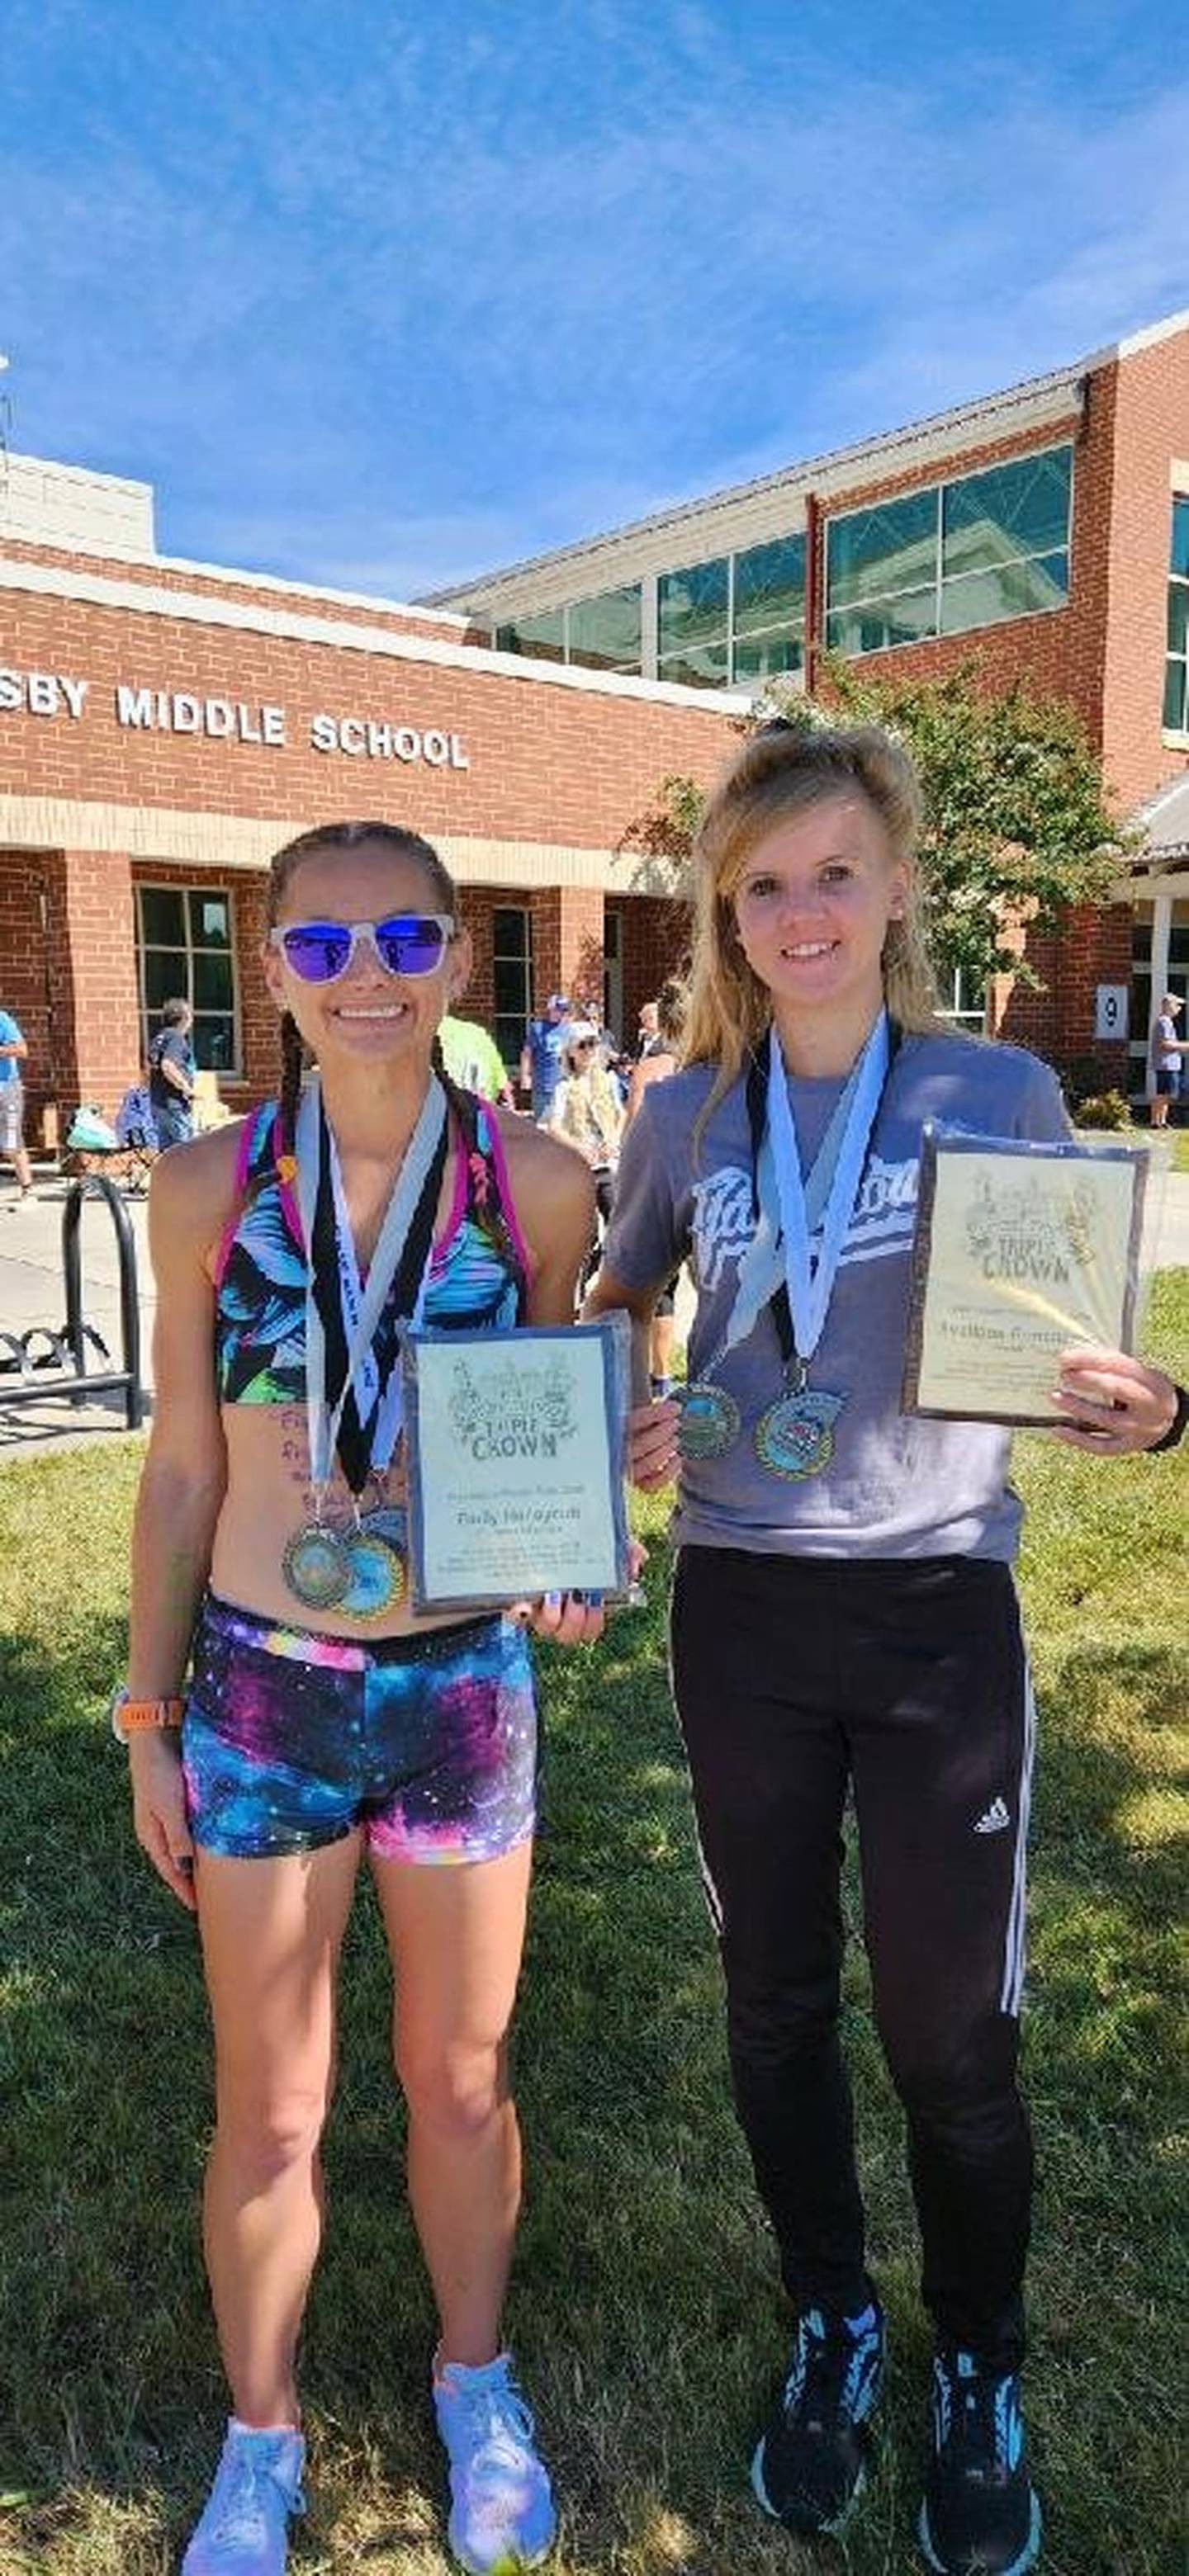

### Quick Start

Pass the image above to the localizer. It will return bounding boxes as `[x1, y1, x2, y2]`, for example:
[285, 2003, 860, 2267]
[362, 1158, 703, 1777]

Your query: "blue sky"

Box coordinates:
[2, 1, 1186, 598]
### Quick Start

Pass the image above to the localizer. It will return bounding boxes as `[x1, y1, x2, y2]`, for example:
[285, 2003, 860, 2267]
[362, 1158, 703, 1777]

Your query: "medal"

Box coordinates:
[754, 1386, 844, 1480]
[283, 1074, 447, 1614]
[339, 1529, 405, 1619]
[282, 1521, 352, 1609]
[358, 1501, 409, 1554]
[677, 1381, 741, 1459]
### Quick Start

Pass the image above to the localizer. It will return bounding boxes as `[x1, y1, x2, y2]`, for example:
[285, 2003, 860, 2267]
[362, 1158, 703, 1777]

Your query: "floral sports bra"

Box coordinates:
[213, 1092, 529, 1406]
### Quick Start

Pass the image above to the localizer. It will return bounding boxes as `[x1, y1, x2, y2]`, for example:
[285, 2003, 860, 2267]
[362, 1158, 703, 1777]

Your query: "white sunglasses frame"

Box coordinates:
[268, 912, 456, 981]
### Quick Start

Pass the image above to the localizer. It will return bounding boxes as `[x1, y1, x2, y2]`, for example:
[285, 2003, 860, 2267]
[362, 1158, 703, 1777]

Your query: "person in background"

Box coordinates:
[519, 993, 572, 1122]
[148, 997, 197, 1148]
[546, 1021, 624, 1279]
[1149, 990, 1187, 1128]
[586, 719, 1184, 2576]
[623, 979, 685, 1398]
[0, 1003, 34, 1203]
[636, 998, 660, 1056]
[439, 1010, 516, 1108]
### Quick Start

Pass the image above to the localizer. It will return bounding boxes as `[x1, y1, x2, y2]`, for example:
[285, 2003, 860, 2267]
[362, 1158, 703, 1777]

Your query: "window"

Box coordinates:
[659, 535, 805, 688]
[491, 905, 532, 1072]
[136, 884, 237, 1072]
[567, 587, 642, 674]
[732, 534, 806, 683]
[1164, 496, 1189, 733]
[495, 588, 641, 674]
[495, 607, 565, 663]
[936, 966, 986, 1033]
[826, 445, 1073, 655]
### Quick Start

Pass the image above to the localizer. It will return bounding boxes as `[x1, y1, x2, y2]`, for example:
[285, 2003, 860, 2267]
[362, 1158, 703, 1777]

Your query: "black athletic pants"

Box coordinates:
[670, 1546, 1036, 2370]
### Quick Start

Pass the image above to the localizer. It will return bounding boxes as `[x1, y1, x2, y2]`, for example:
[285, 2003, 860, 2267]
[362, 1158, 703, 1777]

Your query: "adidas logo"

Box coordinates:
[974, 1796, 1011, 1835]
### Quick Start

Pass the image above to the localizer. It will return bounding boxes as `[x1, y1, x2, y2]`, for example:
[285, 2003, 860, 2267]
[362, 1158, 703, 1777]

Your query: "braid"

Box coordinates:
[432, 1032, 467, 1132]
[280, 1011, 306, 1160]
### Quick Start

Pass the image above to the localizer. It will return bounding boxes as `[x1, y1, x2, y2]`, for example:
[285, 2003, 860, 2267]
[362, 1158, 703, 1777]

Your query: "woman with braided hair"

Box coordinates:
[121, 820, 601, 2576]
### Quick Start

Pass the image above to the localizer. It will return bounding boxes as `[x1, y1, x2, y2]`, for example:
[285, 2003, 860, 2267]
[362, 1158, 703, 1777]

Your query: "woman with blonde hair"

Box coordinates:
[588, 719, 1182, 2575]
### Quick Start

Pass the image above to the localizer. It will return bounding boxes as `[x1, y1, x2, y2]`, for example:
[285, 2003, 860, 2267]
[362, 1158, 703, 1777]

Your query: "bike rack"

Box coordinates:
[0, 1174, 145, 1430]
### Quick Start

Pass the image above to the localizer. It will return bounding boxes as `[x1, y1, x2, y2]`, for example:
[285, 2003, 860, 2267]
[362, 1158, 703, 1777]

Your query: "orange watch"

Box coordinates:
[110, 1690, 185, 1744]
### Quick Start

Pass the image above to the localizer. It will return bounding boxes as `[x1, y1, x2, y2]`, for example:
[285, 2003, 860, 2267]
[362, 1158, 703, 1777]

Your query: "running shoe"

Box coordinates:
[751, 2299, 884, 2536]
[433, 2351, 557, 2574]
[918, 2347, 1041, 2574]
[181, 2420, 306, 2575]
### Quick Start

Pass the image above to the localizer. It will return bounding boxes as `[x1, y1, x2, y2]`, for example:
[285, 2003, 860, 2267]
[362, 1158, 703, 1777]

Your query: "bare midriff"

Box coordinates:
[209, 1403, 476, 1640]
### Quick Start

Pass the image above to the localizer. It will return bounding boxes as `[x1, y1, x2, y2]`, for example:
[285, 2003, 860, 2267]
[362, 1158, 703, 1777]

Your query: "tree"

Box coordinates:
[620, 658, 1133, 996]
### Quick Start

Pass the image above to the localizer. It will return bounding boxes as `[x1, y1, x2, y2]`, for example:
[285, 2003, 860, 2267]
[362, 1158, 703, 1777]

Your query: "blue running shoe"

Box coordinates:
[918, 2347, 1041, 2575]
[433, 2351, 557, 2574]
[751, 2300, 884, 2536]
[181, 2420, 306, 2576]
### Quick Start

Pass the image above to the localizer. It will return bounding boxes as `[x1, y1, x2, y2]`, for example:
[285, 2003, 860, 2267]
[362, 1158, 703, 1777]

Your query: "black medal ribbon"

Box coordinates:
[310, 1103, 448, 1496]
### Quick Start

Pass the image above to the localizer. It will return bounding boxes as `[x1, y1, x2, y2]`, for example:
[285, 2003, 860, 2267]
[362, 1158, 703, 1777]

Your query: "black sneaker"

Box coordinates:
[918, 2347, 1041, 2574]
[751, 2301, 884, 2536]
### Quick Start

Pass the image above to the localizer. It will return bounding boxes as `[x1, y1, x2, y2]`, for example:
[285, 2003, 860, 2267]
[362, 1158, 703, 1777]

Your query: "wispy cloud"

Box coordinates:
[0, 2, 1185, 594]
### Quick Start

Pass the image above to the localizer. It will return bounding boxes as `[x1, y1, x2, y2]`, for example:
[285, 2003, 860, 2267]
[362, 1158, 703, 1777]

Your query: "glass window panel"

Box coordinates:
[1164, 657, 1188, 731]
[733, 534, 805, 636]
[1131, 920, 1152, 962]
[188, 891, 230, 949]
[495, 611, 565, 662]
[658, 556, 729, 654]
[732, 630, 805, 683]
[492, 906, 528, 957]
[657, 637, 732, 688]
[144, 949, 187, 1010]
[1171, 497, 1189, 579]
[567, 585, 642, 673]
[193, 1016, 234, 1072]
[192, 951, 233, 1012]
[827, 588, 938, 655]
[942, 447, 1072, 576]
[139, 886, 186, 948]
[1167, 587, 1188, 655]
[940, 548, 1068, 635]
[494, 957, 529, 1018]
[827, 492, 936, 610]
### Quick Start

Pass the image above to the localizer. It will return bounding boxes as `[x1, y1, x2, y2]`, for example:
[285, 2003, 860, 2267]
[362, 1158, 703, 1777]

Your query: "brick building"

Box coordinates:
[0, 465, 738, 1140]
[429, 307, 1189, 1102]
[2, 307, 1186, 1138]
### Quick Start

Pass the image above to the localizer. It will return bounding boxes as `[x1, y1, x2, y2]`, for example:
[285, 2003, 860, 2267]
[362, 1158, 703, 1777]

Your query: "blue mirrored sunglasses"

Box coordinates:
[269, 912, 455, 983]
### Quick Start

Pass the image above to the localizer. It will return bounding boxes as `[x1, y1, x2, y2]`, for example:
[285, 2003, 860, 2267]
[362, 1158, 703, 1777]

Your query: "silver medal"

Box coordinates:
[282, 1521, 352, 1609]
[754, 1387, 845, 1480]
[677, 1380, 741, 1460]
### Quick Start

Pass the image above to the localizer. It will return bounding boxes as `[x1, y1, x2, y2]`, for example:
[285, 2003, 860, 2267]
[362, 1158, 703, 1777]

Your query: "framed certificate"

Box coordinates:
[902, 1128, 1149, 1428]
[400, 1316, 633, 1611]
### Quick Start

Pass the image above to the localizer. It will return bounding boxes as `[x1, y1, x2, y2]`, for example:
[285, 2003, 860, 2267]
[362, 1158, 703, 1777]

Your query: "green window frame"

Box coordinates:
[495, 588, 642, 674]
[826, 444, 1073, 656]
[135, 883, 239, 1075]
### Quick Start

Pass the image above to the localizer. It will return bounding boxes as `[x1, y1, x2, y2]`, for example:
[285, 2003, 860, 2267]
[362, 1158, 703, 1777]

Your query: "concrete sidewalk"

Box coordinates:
[2, 1148, 1187, 1458]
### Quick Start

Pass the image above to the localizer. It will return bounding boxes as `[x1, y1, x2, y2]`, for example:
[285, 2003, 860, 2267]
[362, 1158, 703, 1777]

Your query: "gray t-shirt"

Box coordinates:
[604, 1029, 1071, 1563]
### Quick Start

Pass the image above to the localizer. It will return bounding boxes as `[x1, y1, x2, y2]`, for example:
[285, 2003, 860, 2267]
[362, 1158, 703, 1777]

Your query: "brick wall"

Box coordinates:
[1100, 333, 1189, 810]
[0, 562, 733, 846]
[811, 404, 1113, 759]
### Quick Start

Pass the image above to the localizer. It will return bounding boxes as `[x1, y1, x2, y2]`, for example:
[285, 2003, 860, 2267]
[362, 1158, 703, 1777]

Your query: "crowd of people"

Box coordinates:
[86, 726, 1185, 2576]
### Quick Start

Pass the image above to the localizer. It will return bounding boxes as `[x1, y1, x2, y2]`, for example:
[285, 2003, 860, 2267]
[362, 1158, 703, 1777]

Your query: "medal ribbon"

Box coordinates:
[761, 1012, 891, 1378]
[296, 1072, 448, 1497]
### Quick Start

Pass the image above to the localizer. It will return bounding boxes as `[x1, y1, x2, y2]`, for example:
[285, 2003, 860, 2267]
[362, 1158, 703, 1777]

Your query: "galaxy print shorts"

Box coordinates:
[182, 1593, 539, 1863]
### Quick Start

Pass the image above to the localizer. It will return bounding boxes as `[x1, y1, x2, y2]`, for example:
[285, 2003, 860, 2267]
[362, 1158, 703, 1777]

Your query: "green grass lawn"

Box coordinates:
[1, 1277, 1186, 2576]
